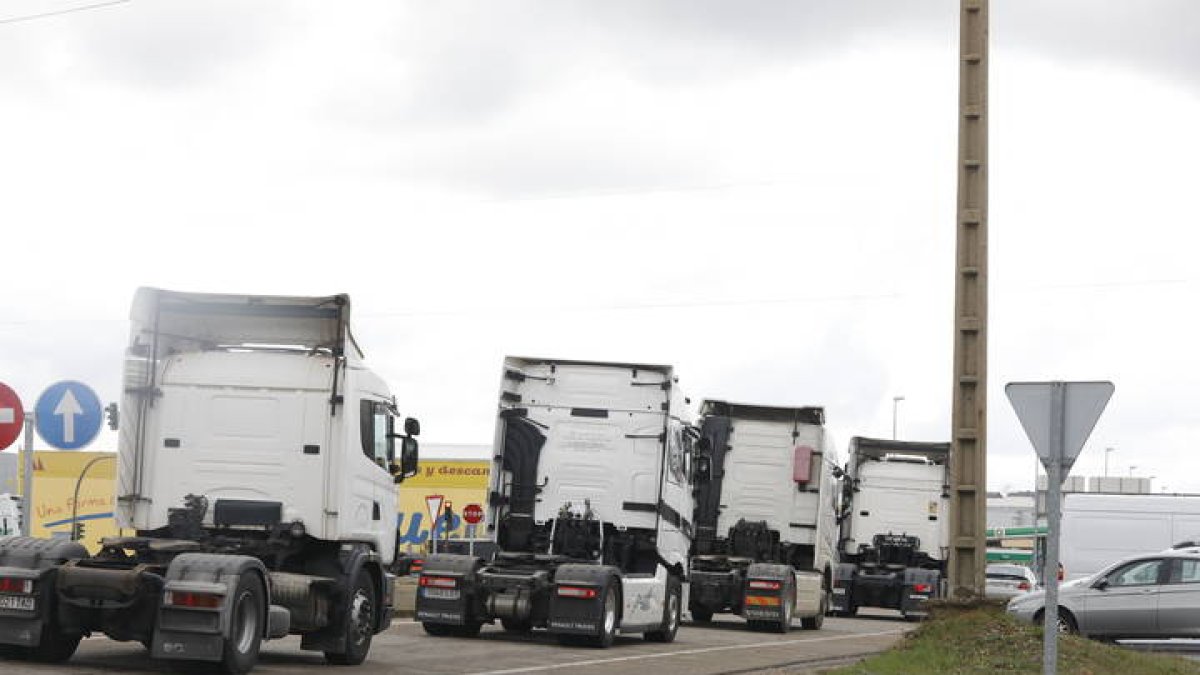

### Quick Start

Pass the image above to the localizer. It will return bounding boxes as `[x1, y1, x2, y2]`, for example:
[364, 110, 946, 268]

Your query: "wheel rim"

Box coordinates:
[232, 590, 258, 654]
[1056, 616, 1070, 634]
[666, 590, 679, 633]
[603, 589, 617, 635]
[349, 588, 374, 646]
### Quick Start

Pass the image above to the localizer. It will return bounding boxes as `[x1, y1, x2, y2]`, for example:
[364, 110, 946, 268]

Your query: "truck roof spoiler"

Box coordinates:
[849, 436, 951, 463]
[699, 399, 824, 425]
[130, 287, 362, 360]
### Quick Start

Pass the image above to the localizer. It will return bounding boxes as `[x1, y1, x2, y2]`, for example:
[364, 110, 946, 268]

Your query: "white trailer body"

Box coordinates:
[1060, 493, 1200, 580]
[832, 437, 950, 620]
[417, 357, 700, 647]
[0, 288, 419, 673]
[690, 401, 839, 632]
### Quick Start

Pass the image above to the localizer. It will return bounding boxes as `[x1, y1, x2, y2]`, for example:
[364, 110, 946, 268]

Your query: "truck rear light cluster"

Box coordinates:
[0, 577, 32, 594]
[165, 591, 223, 609]
[747, 580, 782, 591]
[556, 585, 598, 599]
[419, 576, 457, 589]
[911, 583, 931, 594]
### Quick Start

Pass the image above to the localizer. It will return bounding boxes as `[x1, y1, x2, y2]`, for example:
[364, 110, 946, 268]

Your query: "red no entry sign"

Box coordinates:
[463, 503, 484, 525]
[0, 383, 25, 451]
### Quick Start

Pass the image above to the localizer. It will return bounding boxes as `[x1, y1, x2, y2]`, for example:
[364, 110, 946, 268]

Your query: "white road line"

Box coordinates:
[463, 629, 907, 675]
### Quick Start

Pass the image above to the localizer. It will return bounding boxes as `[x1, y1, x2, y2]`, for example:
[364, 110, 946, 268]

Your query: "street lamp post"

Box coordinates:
[1129, 465, 1137, 478]
[1104, 447, 1115, 477]
[892, 396, 905, 440]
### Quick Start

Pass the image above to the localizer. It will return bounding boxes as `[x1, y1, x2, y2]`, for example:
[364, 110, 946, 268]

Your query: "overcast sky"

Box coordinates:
[1, 0, 1197, 494]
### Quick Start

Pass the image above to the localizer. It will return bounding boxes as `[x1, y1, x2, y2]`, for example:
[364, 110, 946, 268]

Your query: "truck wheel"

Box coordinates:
[644, 577, 681, 643]
[690, 606, 714, 623]
[28, 631, 82, 663]
[800, 608, 824, 630]
[218, 571, 264, 675]
[325, 569, 376, 665]
[772, 592, 794, 634]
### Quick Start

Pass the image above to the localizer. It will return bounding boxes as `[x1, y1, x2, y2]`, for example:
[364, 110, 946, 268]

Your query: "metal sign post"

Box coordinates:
[21, 414, 34, 536]
[1006, 381, 1114, 675]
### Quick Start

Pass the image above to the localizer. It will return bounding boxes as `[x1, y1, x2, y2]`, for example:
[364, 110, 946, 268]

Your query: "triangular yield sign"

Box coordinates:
[425, 494, 444, 523]
[1005, 381, 1114, 475]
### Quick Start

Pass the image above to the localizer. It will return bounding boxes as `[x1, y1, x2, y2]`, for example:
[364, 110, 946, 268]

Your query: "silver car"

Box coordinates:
[986, 564, 1039, 600]
[1007, 548, 1200, 639]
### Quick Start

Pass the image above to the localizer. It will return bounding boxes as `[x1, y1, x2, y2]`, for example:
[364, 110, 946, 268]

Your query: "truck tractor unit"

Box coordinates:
[417, 357, 703, 647]
[689, 401, 839, 632]
[0, 288, 419, 673]
[832, 437, 950, 620]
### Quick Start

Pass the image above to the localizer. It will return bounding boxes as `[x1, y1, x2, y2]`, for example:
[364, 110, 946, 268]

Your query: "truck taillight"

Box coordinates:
[419, 576, 457, 589]
[748, 580, 782, 591]
[0, 577, 32, 594]
[912, 583, 931, 593]
[556, 585, 598, 599]
[165, 591, 223, 609]
[410, 559, 424, 574]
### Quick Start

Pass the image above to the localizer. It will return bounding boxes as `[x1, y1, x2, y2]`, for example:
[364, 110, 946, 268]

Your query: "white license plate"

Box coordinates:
[422, 588, 461, 601]
[832, 588, 846, 595]
[0, 594, 35, 611]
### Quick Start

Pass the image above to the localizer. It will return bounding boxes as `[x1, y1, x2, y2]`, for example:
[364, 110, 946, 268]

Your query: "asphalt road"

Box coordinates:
[7, 611, 913, 675]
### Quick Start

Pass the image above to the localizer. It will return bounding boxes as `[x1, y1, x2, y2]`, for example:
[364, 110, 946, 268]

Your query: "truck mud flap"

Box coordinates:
[689, 569, 740, 615]
[900, 568, 940, 618]
[415, 554, 481, 626]
[742, 563, 790, 622]
[546, 564, 618, 636]
[153, 553, 267, 663]
[830, 563, 857, 614]
[0, 537, 88, 648]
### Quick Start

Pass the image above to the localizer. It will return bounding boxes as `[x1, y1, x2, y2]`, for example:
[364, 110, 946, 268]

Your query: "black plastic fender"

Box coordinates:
[0, 537, 88, 648]
[300, 543, 390, 653]
[743, 563, 792, 622]
[415, 554, 483, 626]
[901, 567, 940, 617]
[154, 553, 269, 662]
[831, 563, 857, 613]
[547, 564, 620, 636]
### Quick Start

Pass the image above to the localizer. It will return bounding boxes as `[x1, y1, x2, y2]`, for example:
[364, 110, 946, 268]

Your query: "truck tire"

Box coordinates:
[801, 589, 827, 630]
[218, 571, 265, 675]
[28, 630, 82, 664]
[644, 577, 681, 643]
[772, 591, 794, 634]
[325, 569, 376, 665]
[690, 606, 713, 623]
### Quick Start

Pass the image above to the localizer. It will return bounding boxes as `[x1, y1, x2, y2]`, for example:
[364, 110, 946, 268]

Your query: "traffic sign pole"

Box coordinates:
[1042, 383, 1066, 675]
[21, 414, 33, 536]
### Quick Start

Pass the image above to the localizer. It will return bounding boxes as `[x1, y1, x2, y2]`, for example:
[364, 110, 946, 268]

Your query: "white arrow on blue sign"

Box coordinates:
[35, 381, 103, 450]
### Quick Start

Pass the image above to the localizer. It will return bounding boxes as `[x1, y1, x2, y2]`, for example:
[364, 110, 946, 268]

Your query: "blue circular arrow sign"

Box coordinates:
[35, 381, 103, 450]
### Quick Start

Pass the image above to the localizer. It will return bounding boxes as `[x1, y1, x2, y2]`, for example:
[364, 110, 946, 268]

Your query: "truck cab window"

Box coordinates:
[359, 400, 393, 468]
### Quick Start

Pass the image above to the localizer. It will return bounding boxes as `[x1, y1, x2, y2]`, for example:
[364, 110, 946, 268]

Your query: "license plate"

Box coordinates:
[422, 588, 461, 601]
[0, 594, 35, 611]
[832, 588, 847, 595]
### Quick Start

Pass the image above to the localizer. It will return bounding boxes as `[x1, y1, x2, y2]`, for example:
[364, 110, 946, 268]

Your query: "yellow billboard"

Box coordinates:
[6, 453, 490, 555]
[17, 451, 122, 551]
[396, 460, 490, 554]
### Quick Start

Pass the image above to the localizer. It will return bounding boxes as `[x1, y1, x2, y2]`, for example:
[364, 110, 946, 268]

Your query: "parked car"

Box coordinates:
[1007, 548, 1200, 639]
[985, 563, 1038, 600]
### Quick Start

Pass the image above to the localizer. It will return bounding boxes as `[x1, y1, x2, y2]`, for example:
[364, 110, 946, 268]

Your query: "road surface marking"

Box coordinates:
[464, 628, 907, 674]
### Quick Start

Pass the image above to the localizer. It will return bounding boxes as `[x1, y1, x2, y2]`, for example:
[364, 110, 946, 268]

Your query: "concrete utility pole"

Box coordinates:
[948, 0, 989, 599]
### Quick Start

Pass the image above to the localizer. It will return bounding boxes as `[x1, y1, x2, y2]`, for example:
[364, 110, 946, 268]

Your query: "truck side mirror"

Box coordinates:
[404, 417, 421, 437]
[397, 436, 419, 482]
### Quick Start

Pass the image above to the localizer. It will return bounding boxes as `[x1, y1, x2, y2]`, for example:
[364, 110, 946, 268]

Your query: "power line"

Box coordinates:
[0, 0, 131, 26]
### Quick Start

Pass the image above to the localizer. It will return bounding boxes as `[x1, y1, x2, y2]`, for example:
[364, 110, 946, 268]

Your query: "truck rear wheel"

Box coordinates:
[644, 577, 681, 643]
[690, 606, 713, 623]
[325, 569, 376, 665]
[215, 571, 264, 675]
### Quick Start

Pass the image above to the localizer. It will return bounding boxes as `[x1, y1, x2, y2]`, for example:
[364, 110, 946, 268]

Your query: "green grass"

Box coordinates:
[831, 603, 1200, 675]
